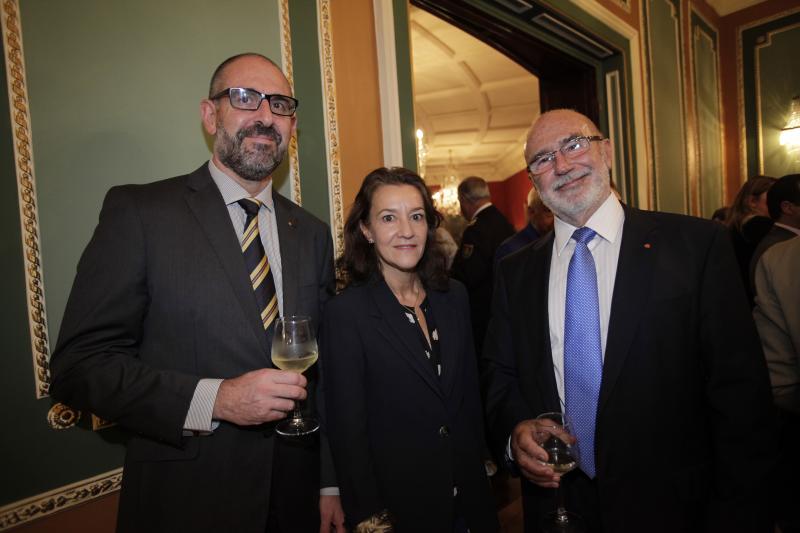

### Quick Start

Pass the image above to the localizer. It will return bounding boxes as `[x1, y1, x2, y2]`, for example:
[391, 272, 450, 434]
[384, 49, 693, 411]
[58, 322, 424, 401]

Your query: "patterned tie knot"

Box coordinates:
[237, 198, 262, 218]
[572, 227, 597, 245]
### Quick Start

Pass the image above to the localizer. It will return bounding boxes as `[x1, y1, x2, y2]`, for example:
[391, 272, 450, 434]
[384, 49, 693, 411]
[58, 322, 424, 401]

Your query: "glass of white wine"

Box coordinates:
[271, 316, 319, 437]
[535, 412, 584, 532]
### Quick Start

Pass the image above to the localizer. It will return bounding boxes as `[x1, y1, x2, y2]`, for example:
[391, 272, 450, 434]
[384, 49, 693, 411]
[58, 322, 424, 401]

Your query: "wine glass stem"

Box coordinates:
[555, 481, 569, 523]
[291, 400, 304, 422]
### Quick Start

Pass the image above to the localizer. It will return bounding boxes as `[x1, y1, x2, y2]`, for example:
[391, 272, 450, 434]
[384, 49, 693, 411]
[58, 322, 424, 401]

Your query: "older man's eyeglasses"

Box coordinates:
[210, 87, 299, 116]
[527, 136, 604, 175]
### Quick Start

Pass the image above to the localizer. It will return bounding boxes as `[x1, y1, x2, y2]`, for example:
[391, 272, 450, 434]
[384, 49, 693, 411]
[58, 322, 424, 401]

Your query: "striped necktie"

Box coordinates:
[564, 226, 602, 479]
[237, 198, 279, 332]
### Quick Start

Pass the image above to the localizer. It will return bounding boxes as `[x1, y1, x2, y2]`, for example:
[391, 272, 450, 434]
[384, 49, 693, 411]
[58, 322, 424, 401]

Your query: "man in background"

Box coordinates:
[495, 186, 554, 262]
[49, 53, 344, 533]
[483, 108, 775, 532]
[451, 176, 514, 354]
[753, 237, 800, 533]
[749, 173, 800, 294]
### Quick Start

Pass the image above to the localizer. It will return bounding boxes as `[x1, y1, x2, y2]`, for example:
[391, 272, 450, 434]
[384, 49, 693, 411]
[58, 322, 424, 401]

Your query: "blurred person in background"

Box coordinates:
[724, 175, 776, 304]
[451, 176, 514, 355]
[495, 186, 554, 263]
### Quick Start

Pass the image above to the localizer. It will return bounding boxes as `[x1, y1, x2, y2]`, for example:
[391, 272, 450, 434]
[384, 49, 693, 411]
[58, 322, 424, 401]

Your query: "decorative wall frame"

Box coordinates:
[641, 0, 690, 214]
[317, 0, 344, 257]
[1, 0, 51, 400]
[689, 8, 724, 218]
[737, 7, 800, 180]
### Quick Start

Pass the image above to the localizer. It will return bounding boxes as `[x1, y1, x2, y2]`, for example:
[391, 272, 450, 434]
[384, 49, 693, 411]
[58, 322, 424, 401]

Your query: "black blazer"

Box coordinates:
[451, 204, 514, 350]
[483, 205, 776, 533]
[321, 278, 498, 533]
[50, 164, 335, 533]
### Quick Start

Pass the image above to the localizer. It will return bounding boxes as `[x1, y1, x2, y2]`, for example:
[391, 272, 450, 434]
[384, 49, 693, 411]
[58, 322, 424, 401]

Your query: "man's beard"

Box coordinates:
[215, 122, 286, 182]
[537, 165, 610, 225]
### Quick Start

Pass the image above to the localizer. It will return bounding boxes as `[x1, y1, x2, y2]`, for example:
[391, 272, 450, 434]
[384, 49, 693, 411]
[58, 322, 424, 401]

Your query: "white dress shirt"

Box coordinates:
[183, 161, 284, 433]
[548, 193, 625, 403]
[507, 193, 624, 460]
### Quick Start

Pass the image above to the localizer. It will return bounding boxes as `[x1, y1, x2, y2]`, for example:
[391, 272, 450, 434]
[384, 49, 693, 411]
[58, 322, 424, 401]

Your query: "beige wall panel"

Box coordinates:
[331, 0, 385, 216]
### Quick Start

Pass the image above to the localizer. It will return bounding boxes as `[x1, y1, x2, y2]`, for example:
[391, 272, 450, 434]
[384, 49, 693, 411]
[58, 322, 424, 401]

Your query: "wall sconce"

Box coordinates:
[780, 95, 800, 154]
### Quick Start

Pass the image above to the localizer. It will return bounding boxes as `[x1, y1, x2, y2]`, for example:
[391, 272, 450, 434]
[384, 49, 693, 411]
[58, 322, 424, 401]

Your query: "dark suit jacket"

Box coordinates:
[483, 205, 776, 533]
[749, 224, 796, 295]
[321, 278, 498, 533]
[451, 204, 514, 351]
[495, 224, 543, 264]
[50, 164, 335, 533]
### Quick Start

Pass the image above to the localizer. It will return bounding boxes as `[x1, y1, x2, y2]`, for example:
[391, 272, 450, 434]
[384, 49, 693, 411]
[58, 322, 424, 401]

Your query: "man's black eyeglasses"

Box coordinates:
[210, 87, 298, 116]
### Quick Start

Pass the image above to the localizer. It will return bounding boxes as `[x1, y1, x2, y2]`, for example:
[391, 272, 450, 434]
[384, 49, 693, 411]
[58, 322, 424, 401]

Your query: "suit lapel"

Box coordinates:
[427, 288, 461, 403]
[598, 207, 658, 414]
[526, 235, 561, 413]
[368, 280, 444, 399]
[274, 192, 300, 318]
[183, 166, 270, 359]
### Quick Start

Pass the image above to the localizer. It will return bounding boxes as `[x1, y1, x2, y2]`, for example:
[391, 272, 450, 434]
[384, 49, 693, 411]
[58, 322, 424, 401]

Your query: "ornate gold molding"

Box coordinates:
[0, 468, 122, 529]
[2, 0, 51, 399]
[317, 0, 344, 257]
[279, 0, 302, 206]
[46, 403, 81, 430]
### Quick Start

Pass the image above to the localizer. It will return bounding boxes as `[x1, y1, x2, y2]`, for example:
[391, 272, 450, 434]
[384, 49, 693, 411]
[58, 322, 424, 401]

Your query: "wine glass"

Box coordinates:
[271, 316, 319, 437]
[535, 412, 585, 532]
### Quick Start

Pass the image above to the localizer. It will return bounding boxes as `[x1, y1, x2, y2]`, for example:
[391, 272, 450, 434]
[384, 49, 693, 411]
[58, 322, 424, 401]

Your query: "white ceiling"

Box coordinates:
[409, 6, 539, 183]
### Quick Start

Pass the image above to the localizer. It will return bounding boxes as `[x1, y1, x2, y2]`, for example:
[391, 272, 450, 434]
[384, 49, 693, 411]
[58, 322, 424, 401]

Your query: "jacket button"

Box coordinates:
[438, 425, 449, 437]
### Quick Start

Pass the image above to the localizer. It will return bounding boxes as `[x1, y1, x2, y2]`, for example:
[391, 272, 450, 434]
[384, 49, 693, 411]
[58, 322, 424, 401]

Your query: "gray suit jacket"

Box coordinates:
[50, 164, 335, 532]
[753, 236, 800, 413]
[749, 224, 796, 295]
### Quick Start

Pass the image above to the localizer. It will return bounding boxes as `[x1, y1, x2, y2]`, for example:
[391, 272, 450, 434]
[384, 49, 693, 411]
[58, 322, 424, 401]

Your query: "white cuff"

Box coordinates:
[320, 487, 340, 496]
[183, 378, 223, 434]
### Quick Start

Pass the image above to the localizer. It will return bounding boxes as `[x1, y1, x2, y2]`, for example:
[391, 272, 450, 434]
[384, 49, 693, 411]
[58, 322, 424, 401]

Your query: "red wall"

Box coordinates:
[488, 169, 531, 230]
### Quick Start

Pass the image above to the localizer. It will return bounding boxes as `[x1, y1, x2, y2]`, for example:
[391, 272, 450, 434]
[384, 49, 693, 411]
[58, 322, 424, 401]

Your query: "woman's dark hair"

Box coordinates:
[337, 167, 448, 291]
[724, 175, 776, 230]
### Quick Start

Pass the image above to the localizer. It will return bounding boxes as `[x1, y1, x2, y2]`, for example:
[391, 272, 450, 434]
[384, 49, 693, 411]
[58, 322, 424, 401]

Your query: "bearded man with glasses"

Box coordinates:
[50, 53, 345, 533]
[483, 109, 776, 532]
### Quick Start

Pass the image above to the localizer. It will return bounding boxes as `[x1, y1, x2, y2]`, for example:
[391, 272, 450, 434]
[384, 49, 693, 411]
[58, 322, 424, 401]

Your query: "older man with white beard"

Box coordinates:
[50, 53, 344, 533]
[482, 109, 776, 532]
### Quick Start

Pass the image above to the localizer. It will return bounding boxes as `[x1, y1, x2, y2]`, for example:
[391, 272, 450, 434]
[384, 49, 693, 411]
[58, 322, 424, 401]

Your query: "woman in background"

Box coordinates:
[725, 175, 776, 303]
[321, 167, 498, 533]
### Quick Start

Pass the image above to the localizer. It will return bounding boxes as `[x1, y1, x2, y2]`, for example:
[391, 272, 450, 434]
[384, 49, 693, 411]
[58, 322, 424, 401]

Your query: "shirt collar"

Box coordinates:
[208, 160, 274, 211]
[553, 193, 624, 256]
[471, 202, 492, 220]
[774, 222, 800, 236]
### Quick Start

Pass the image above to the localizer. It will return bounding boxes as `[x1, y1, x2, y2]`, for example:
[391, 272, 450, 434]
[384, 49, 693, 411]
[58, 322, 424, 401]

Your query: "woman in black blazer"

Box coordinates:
[321, 167, 498, 533]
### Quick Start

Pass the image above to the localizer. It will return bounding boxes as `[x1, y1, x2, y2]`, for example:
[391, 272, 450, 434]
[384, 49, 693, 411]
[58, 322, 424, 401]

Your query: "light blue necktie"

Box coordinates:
[564, 227, 602, 479]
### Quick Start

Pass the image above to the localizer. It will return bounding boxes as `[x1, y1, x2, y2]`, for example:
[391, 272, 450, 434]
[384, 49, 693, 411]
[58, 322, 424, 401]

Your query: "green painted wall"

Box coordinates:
[393, 0, 418, 171]
[289, 0, 331, 224]
[692, 13, 723, 218]
[645, 0, 688, 213]
[1, 0, 335, 511]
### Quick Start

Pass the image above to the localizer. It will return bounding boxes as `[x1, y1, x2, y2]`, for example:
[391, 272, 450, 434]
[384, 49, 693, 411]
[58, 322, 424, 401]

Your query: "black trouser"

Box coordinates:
[266, 434, 321, 533]
[774, 407, 800, 533]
